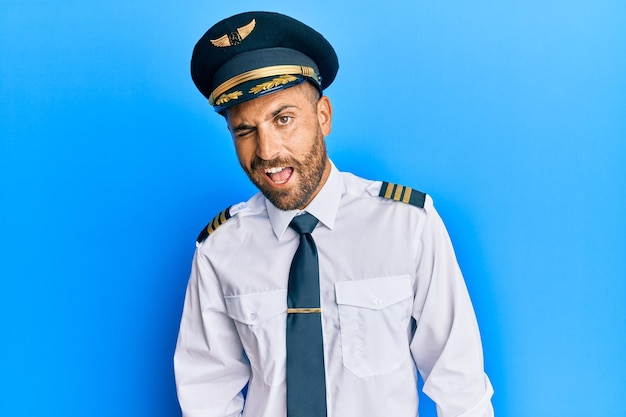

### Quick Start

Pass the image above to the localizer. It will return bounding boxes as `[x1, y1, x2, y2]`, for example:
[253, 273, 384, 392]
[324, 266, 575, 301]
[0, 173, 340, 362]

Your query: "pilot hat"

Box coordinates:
[191, 11, 339, 112]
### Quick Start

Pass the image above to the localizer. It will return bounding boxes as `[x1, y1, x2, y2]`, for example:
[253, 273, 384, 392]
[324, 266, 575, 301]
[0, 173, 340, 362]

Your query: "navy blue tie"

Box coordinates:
[287, 212, 327, 417]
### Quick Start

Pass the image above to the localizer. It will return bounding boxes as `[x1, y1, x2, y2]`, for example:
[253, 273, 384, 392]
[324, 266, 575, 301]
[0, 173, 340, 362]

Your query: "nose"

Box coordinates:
[256, 126, 281, 160]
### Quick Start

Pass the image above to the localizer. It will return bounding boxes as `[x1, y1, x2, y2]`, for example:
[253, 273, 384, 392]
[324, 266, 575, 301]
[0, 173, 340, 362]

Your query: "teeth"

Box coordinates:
[264, 167, 285, 174]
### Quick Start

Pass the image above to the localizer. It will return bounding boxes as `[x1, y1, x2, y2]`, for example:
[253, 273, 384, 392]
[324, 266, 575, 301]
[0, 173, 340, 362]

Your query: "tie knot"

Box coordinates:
[289, 212, 318, 235]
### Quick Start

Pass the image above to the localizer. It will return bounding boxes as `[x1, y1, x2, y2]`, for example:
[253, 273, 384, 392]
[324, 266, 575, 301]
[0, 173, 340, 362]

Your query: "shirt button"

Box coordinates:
[374, 298, 383, 306]
[249, 313, 257, 321]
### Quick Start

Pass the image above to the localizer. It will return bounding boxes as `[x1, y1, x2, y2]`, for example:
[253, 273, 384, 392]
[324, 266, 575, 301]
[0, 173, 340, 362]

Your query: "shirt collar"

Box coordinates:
[266, 161, 343, 241]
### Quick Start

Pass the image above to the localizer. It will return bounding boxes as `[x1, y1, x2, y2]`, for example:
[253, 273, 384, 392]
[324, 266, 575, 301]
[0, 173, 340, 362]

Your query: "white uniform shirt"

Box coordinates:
[174, 162, 494, 417]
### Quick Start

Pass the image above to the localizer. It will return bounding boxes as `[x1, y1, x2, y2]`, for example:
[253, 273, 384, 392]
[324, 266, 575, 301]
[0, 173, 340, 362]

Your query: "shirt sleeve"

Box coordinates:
[174, 250, 251, 417]
[410, 204, 494, 417]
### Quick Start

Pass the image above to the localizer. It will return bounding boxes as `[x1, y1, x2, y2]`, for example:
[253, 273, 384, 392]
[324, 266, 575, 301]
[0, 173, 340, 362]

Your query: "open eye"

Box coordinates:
[276, 115, 292, 126]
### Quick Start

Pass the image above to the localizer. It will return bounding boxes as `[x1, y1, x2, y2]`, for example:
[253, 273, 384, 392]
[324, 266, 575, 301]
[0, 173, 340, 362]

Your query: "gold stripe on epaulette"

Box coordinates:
[384, 182, 411, 202]
[402, 187, 412, 204]
[383, 183, 394, 199]
[379, 181, 426, 208]
[196, 206, 233, 245]
[393, 185, 403, 201]
[207, 208, 229, 236]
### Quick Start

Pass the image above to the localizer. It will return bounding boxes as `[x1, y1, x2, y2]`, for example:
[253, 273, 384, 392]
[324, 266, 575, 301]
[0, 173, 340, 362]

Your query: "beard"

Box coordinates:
[241, 129, 328, 211]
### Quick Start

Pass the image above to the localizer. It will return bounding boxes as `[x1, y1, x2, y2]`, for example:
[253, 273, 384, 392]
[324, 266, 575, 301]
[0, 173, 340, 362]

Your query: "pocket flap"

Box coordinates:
[335, 275, 412, 310]
[224, 290, 287, 325]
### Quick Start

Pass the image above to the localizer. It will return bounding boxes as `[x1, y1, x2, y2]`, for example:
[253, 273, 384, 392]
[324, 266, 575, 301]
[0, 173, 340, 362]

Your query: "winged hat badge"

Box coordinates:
[210, 19, 256, 47]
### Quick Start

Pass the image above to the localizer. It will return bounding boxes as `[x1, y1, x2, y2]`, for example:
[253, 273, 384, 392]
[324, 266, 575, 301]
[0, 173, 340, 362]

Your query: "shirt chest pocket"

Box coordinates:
[335, 275, 413, 377]
[224, 290, 287, 386]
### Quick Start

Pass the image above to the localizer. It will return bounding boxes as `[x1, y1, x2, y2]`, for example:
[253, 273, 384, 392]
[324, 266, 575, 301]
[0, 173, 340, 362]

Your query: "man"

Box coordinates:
[174, 11, 494, 417]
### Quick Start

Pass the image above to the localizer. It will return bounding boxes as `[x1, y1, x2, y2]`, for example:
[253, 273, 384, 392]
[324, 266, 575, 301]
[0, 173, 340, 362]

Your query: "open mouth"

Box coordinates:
[263, 166, 294, 185]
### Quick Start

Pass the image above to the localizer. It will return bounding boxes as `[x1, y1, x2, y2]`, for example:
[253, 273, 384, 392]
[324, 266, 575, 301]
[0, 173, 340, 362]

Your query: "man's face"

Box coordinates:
[226, 83, 333, 211]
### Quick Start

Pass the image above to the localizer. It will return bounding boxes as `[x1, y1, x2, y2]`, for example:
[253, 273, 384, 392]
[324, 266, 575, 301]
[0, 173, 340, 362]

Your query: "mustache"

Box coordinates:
[251, 156, 299, 170]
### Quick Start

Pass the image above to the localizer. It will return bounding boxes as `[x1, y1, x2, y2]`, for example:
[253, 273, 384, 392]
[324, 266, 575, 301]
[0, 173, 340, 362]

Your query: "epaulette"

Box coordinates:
[196, 206, 232, 245]
[379, 181, 426, 208]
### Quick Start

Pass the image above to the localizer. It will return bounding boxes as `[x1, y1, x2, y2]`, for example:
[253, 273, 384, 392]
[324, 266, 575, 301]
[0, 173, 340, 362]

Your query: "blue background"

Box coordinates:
[1, 1, 625, 416]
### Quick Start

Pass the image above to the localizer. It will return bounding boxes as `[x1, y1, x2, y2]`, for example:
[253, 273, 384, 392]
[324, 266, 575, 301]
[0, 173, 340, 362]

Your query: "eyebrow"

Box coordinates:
[271, 104, 299, 117]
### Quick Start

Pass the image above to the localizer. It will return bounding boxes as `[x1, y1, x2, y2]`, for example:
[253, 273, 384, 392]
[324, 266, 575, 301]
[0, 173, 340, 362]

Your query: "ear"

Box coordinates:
[317, 95, 333, 136]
